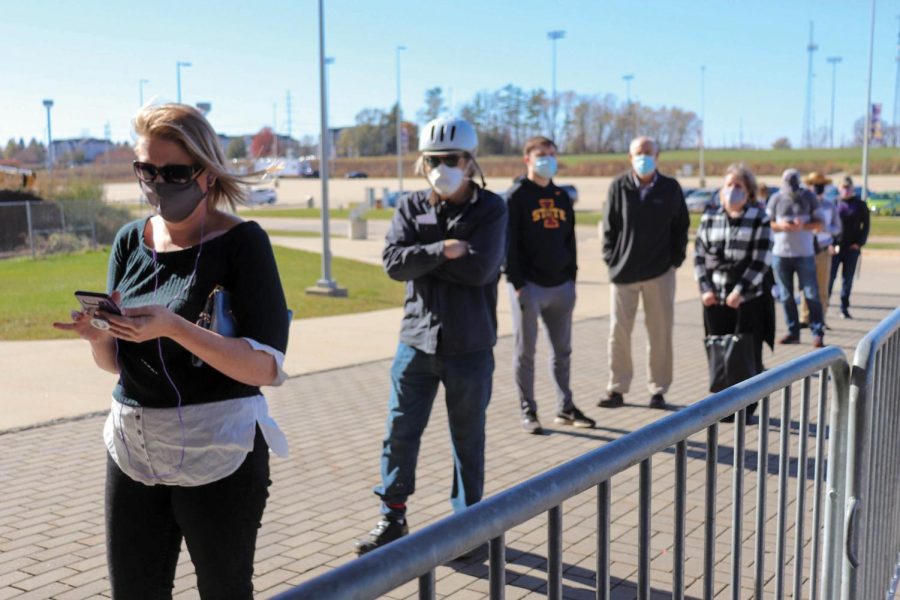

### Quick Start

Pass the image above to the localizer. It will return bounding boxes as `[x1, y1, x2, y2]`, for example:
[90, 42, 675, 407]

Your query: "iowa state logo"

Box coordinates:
[532, 198, 566, 229]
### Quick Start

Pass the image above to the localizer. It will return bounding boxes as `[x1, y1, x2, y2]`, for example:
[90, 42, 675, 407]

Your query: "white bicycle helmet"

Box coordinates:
[419, 116, 478, 154]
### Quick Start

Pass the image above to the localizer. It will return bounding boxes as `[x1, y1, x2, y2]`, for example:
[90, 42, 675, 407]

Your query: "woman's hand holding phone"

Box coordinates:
[103, 304, 181, 343]
[53, 290, 123, 342]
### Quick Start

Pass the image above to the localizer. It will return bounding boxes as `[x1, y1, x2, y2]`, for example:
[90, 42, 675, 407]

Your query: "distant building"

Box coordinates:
[50, 138, 115, 164]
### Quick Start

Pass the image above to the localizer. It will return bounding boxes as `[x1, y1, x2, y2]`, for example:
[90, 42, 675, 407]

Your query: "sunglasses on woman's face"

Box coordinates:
[133, 161, 203, 184]
[424, 154, 463, 169]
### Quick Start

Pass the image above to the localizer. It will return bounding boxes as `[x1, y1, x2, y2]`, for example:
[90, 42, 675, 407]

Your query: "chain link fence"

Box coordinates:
[0, 199, 131, 259]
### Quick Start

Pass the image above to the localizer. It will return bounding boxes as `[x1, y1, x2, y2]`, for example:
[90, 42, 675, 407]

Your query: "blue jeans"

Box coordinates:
[829, 246, 861, 311]
[772, 255, 824, 338]
[375, 343, 494, 515]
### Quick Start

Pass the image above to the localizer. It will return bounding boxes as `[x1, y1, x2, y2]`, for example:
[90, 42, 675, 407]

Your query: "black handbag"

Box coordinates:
[704, 307, 759, 393]
[192, 285, 238, 367]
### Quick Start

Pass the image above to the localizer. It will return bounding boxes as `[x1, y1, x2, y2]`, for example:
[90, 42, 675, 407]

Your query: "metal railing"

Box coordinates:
[274, 346, 851, 600]
[839, 307, 900, 599]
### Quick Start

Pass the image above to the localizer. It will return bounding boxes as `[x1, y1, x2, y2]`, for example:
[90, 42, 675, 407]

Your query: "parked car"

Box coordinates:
[346, 171, 368, 179]
[868, 192, 899, 216]
[685, 189, 717, 213]
[246, 186, 277, 205]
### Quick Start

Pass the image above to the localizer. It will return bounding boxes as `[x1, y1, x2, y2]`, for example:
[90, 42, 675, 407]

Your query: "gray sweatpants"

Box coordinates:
[508, 280, 576, 415]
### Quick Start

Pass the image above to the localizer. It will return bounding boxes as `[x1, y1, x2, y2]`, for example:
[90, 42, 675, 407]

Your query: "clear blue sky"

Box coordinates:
[2, 0, 897, 150]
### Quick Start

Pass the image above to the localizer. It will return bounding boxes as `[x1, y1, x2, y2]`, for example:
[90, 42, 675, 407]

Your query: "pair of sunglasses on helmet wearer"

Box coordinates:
[424, 154, 467, 169]
[133, 161, 204, 184]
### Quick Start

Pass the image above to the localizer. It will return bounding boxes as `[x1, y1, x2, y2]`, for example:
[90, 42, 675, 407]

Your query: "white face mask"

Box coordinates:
[427, 164, 466, 197]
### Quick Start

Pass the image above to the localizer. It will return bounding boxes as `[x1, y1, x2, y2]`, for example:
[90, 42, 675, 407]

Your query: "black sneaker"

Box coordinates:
[555, 407, 596, 428]
[598, 392, 624, 408]
[649, 394, 666, 409]
[521, 412, 543, 435]
[354, 515, 409, 556]
[841, 309, 852, 319]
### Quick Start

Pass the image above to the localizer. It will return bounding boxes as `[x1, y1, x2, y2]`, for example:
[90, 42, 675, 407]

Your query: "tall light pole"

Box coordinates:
[827, 57, 842, 148]
[139, 78, 149, 107]
[623, 74, 635, 141]
[699, 66, 706, 187]
[307, 0, 345, 297]
[803, 22, 818, 147]
[176, 61, 191, 103]
[395, 45, 406, 195]
[547, 30, 565, 140]
[893, 16, 900, 147]
[861, 0, 876, 204]
[325, 57, 335, 172]
[42, 99, 54, 174]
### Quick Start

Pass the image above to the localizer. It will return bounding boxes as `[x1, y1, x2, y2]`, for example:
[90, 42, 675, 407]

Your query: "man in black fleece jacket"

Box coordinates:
[506, 136, 594, 435]
[601, 136, 690, 409]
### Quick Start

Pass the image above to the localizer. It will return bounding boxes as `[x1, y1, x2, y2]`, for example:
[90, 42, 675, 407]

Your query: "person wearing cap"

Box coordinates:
[829, 176, 870, 319]
[600, 136, 690, 410]
[355, 116, 507, 556]
[767, 168, 825, 347]
[799, 172, 841, 328]
[505, 135, 594, 435]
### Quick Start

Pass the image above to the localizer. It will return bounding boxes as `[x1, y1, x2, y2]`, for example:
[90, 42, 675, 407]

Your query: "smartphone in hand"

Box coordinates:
[74, 291, 122, 330]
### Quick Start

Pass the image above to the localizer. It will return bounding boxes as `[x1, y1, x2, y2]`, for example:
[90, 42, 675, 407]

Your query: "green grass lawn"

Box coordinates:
[562, 147, 899, 167]
[239, 207, 397, 220]
[265, 230, 322, 238]
[1, 246, 404, 341]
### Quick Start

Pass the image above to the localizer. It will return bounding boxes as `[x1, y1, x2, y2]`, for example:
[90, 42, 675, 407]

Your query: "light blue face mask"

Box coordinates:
[533, 156, 558, 179]
[632, 154, 656, 177]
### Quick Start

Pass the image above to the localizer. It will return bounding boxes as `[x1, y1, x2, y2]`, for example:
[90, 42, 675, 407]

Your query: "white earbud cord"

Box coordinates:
[115, 210, 206, 481]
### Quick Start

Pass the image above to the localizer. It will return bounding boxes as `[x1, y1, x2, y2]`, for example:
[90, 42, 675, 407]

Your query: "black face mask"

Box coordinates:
[141, 179, 207, 223]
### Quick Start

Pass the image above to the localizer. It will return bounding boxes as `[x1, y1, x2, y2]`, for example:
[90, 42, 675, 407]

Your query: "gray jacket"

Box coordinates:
[383, 186, 508, 355]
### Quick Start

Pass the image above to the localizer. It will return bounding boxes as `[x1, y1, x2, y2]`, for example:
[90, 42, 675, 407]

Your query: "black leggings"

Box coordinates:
[105, 428, 270, 600]
[703, 294, 767, 374]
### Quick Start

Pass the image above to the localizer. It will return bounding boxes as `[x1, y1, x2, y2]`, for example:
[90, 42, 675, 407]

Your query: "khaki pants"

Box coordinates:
[607, 268, 676, 395]
[800, 251, 832, 324]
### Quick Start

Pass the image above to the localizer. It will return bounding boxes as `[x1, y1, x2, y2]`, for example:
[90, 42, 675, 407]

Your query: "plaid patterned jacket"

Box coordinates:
[693, 204, 773, 301]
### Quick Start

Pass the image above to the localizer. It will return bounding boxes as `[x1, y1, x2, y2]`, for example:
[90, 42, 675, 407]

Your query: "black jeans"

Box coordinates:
[105, 428, 270, 600]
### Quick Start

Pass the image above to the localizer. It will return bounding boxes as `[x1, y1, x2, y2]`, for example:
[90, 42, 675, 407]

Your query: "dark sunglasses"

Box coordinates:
[424, 155, 464, 169]
[133, 161, 203, 184]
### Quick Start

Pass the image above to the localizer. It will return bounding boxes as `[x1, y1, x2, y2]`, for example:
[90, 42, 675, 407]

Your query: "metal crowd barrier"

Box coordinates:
[838, 307, 900, 599]
[274, 346, 851, 600]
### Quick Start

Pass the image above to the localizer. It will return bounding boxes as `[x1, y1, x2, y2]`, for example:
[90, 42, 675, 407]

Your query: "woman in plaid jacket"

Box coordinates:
[694, 164, 774, 400]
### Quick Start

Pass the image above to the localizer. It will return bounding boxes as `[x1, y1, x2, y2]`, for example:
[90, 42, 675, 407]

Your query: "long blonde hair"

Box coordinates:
[133, 103, 254, 211]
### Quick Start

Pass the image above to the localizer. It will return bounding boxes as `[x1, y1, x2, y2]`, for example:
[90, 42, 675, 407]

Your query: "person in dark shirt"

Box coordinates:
[505, 136, 593, 434]
[600, 136, 690, 410]
[53, 103, 290, 598]
[829, 176, 870, 319]
[355, 116, 507, 556]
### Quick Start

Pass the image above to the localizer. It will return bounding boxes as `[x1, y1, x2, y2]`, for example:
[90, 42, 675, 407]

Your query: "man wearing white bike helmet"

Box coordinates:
[355, 116, 508, 556]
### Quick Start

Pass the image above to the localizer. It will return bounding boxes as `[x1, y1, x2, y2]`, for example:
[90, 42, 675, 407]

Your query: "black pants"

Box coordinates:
[703, 294, 767, 374]
[105, 428, 270, 600]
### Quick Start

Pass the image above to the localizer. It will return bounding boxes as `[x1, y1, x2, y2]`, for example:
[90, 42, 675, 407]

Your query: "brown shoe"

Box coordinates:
[778, 334, 800, 345]
[812, 336, 824, 348]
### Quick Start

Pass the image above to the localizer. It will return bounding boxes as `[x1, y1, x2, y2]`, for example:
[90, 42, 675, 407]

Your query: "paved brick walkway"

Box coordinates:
[1, 292, 897, 599]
